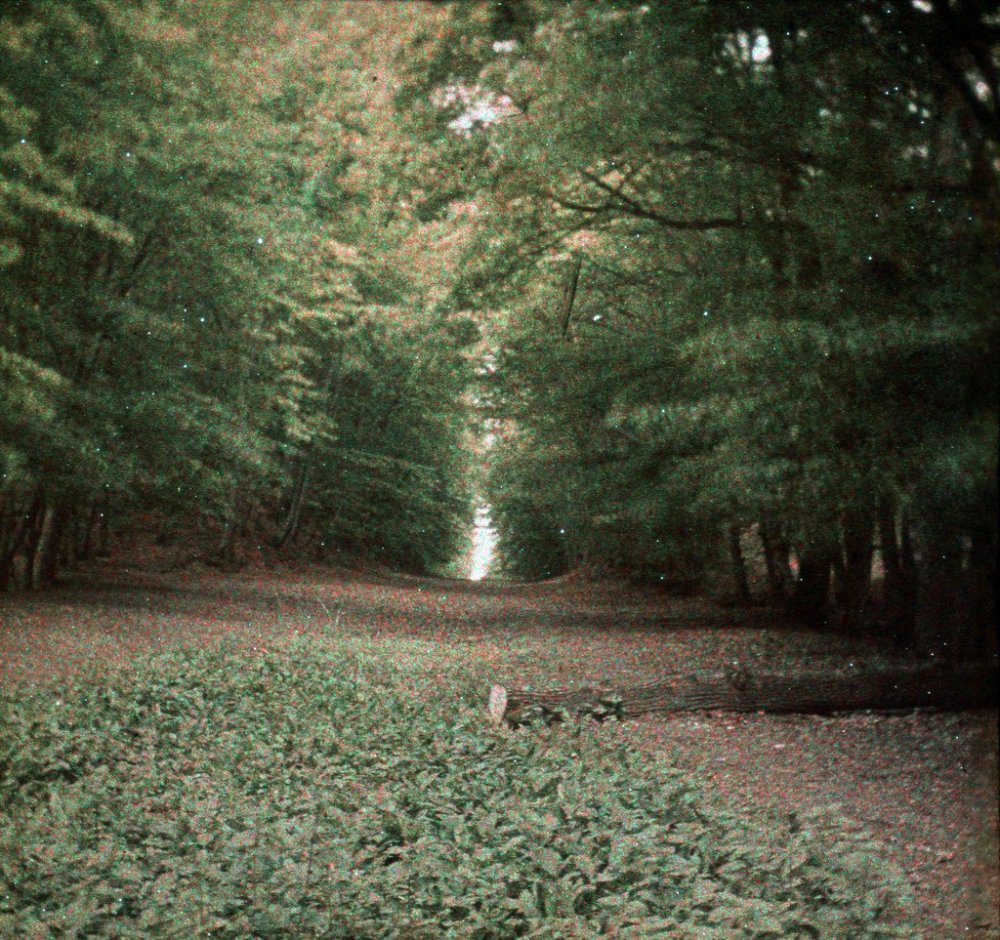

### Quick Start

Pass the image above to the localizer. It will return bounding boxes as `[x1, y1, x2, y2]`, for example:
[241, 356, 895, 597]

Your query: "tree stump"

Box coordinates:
[488, 665, 999, 725]
[488, 685, 508, 724]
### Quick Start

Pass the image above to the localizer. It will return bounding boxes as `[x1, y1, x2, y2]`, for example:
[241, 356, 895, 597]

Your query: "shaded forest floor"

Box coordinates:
[1, 557, 997, 937]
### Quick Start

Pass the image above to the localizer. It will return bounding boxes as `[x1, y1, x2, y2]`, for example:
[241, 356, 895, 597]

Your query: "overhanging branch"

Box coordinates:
[548, 173, 743, 232]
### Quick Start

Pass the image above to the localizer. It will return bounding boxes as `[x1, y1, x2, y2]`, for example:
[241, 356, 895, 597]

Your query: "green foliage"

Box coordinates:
[1, 0, 292, 514]
[0, 637, 914, 937]
[421, 0, 998, 639]
[302, 313, 474, 572]
[0, 1, 476, 582]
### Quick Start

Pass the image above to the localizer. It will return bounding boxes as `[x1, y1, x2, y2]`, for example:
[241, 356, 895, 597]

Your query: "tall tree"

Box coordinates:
[410, 0, 998, 657]
[1, 0, 478, 586]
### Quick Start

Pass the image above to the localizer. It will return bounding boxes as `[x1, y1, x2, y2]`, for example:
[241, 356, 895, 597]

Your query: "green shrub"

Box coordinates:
[0, 637, 913, 937]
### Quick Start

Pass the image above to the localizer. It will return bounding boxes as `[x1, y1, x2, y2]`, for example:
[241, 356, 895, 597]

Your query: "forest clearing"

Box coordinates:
[2, 0, 998, 936]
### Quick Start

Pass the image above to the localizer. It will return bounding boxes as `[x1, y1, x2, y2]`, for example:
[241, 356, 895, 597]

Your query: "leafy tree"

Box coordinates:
[414, 0, 997, 657]
[0, 0, 477, 586]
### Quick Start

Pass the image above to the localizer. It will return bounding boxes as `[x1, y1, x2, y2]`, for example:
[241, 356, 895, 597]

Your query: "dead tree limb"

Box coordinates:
[488, 665, 999, 725]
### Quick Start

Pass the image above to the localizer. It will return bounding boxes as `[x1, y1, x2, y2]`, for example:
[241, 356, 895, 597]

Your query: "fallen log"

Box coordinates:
[488, 665, 999, 725]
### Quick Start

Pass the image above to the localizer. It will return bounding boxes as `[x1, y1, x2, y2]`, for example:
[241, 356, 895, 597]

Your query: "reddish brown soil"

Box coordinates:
[1, 559, 997, 937]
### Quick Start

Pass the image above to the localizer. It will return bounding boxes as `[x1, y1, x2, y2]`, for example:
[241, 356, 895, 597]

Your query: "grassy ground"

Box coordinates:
[1, 557, 997, 937]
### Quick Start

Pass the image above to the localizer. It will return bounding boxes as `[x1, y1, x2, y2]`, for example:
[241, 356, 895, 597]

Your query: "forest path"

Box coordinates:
[1, 561, 996, 937]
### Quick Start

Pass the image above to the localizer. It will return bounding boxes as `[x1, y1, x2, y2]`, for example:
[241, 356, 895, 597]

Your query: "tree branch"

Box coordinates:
[549, 180, 742, 231]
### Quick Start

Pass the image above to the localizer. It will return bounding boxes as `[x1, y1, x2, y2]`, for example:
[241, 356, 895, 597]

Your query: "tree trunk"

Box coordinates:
[831, 552, 846, 611]
[560, 254, 583, 339]
[787, 552, 832, 626]
[20, 500, 45, 588]
[878, 494, 902, 589]
[759, 520, 793, 600]
[272, 358, 342, 551]
[96, 496, 111, 558]
[489, 665, 999, 725]
[728, 525, 752, 604]
[0, 499, 12, 559]
[31, 501, 65, 589]
[273, 458, 311, 550]
[238, 495, 254, 538]
[898, 509, 919, 644]
[80, 499, 100, 561]
[58, 523, 70, 569]
[217, 520, 237, 565]
[0, 492, 42, 591]
[962, 517, 998, 661]
[838, 506, 875, 634]
[877, 494, 917, 649]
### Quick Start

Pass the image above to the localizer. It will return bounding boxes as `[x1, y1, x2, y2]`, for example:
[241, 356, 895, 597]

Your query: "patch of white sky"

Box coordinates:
[751, 33, 771, 64]
[443, 85, 517, 134]
[469, 503, 496, 581]
[438, 39, 527, 133]
[467, 355, 500, 579]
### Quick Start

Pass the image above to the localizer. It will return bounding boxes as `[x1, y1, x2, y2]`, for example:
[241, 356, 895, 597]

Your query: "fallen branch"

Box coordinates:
[488, 665, 999, 725]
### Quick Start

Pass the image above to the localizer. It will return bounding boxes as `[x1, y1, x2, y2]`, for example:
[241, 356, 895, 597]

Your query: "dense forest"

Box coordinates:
[2, 0, 997, 660]
[0, 1, 476, 584]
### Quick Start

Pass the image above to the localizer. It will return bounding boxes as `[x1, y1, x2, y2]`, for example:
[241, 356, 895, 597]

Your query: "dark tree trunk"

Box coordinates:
[728, 526, 752, 604]
[31, 501, 65, 589]
[831, 552, 846, 609]
[215, 485, 241, 564]
[238, 495, 254, 538]
[273, 359, 342, 551]
[96, 497, 111, 558]
[80, 499, 100, 561]
[490, 665, 999, 725]
[0, 500, 12, 558]
[217, 521, 237, 565]
[560, 254, 583, 339]
[20, 500, 45, 589]
[838, 506, 875, 634]
[759, 520, 793, 600]
[963, 516, 998, 661]
[58, 512, 74, 569]
[67, 511, 83, 564]
[215, 489, 255, 564]
[274, 458, 311, 550]
[788, 552, 832, 626]
[878, 494, 902, 586]
[877, 494, 917, 649]
[0, 493, 43, 591]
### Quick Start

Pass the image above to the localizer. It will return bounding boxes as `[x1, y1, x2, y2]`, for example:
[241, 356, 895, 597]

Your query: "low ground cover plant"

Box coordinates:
[0, 636, 913, 937]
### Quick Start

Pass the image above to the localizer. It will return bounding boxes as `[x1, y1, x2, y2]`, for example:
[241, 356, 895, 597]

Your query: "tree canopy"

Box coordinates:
[1, 0, 476, 586]
[1, 0, 996, 659]
[403, 0, 998, 657]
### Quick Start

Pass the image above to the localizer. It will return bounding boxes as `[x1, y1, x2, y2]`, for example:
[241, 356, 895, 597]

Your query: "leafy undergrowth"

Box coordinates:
[0, 635, 915, 938]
